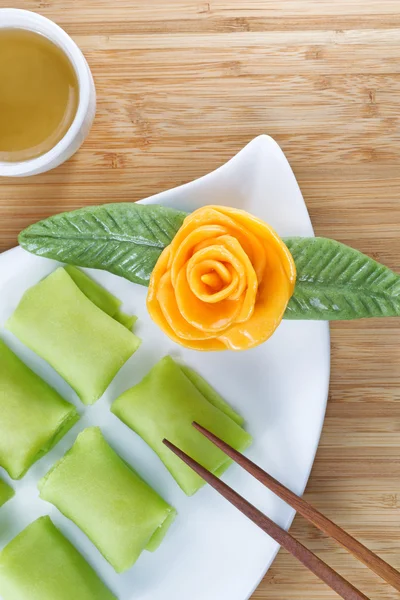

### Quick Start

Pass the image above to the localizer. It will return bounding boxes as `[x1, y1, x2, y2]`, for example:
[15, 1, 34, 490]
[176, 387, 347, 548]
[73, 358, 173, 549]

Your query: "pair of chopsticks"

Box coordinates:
[163, 423, 400, 600]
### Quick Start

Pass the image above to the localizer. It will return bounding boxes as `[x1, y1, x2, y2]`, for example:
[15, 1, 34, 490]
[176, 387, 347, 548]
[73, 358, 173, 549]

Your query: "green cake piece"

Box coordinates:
[0, 516, 116, 600]
[64, 266, 136, 330]
[6, 267, 141, 405]
[111, 356, 252, 496]
[113, 310, 138, 330]
[180, 365, 244, 426]
[0, 340, 79, 479]
[64, 265, 122, 317]
[0, 479, 14, 508]
[39, 427, 176, 573]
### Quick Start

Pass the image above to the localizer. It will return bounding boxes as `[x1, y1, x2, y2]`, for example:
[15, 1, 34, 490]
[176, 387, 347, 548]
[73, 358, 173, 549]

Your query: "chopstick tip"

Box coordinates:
[163, 438, 182, 455]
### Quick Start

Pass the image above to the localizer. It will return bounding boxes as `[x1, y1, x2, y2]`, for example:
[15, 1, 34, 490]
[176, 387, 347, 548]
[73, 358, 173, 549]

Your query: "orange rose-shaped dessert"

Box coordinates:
[147, 206, 296, 351]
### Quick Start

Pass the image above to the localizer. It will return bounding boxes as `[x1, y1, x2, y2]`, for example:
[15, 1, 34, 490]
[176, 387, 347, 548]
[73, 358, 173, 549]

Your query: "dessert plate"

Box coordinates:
[0, 135, 330, 600]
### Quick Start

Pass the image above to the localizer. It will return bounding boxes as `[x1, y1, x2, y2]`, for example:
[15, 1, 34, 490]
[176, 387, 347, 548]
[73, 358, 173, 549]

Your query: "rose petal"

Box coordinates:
[187, 260, 240, 303]
[186, 245, 244, 304]
[211, 206, 296, 289]
[191, 235, 258, 320]
[158, 272, 219, 341]
[175, 265, 243, 334]
[170, 224, 227, 286]
[147, 248, 225, 350]
[175, 208, 267, 283]
[218, 256, 292, 350]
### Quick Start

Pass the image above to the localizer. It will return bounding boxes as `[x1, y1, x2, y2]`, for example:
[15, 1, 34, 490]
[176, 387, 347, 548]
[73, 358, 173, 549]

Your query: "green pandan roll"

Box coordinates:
[180, 365, 244, 426]
[6, 268, 141, 405]
[0, 479, 14, 508]
[0, 340, 79, 480]
[113, 310, 138, 330]
[111, 356, 252, 496]
[0, 516, 116, 600]
[39, 427, 176, 573]
[64, 266, 136, 330]
[64, 265, 123, 317]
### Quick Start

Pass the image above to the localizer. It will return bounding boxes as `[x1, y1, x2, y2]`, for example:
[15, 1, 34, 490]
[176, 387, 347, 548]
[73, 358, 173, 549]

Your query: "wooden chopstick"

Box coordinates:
[163, 438, 369, 600]
[192, 421, 400, 593]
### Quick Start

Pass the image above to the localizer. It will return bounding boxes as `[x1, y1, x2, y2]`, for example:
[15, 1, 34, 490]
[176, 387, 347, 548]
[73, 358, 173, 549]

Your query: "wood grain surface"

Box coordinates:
[1, 1, 400, 598]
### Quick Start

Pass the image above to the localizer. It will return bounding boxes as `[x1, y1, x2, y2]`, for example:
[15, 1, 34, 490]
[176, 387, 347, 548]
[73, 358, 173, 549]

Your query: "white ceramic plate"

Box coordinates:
[0, 135, 330, 600]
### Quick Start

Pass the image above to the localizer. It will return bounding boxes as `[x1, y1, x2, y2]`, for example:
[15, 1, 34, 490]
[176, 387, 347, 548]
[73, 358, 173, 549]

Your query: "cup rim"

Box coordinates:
[0, 9, 91, 177]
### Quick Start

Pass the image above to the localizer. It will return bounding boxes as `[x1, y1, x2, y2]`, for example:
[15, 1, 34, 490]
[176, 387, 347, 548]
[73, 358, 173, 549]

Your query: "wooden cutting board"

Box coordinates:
[1, 1, 400, 598]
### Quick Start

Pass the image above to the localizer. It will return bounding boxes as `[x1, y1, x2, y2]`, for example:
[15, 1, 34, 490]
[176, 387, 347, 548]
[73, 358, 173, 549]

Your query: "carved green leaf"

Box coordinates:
[19, 203, 186, 287]
[284, 237, 400, 320]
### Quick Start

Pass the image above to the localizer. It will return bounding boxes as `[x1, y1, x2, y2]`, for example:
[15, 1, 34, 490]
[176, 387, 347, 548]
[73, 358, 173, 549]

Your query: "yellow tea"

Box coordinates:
[0, 29, 79, 162]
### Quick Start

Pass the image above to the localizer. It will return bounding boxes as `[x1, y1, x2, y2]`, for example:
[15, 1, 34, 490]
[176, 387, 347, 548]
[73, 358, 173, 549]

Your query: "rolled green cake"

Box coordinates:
[64, 265, 137, 330]
[64, 265, 122, 317]
[6, 267, 141, 405]
[0, 516, 116, 600]
[0, 340, 79, 479]
[39, 427, 176, 573]
[180, 365, 244, 426]
[111, 356, 252, 496]
[0, 479, 14, 508]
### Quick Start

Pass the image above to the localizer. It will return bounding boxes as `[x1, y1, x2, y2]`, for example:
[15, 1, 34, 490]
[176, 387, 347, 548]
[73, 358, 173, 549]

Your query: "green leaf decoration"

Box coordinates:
[19, 203, 187, 287]
[284, 237, 400, 320]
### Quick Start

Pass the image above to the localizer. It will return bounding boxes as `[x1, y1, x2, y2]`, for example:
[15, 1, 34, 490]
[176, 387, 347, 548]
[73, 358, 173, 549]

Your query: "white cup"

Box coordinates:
[0, 9, 96, 177]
